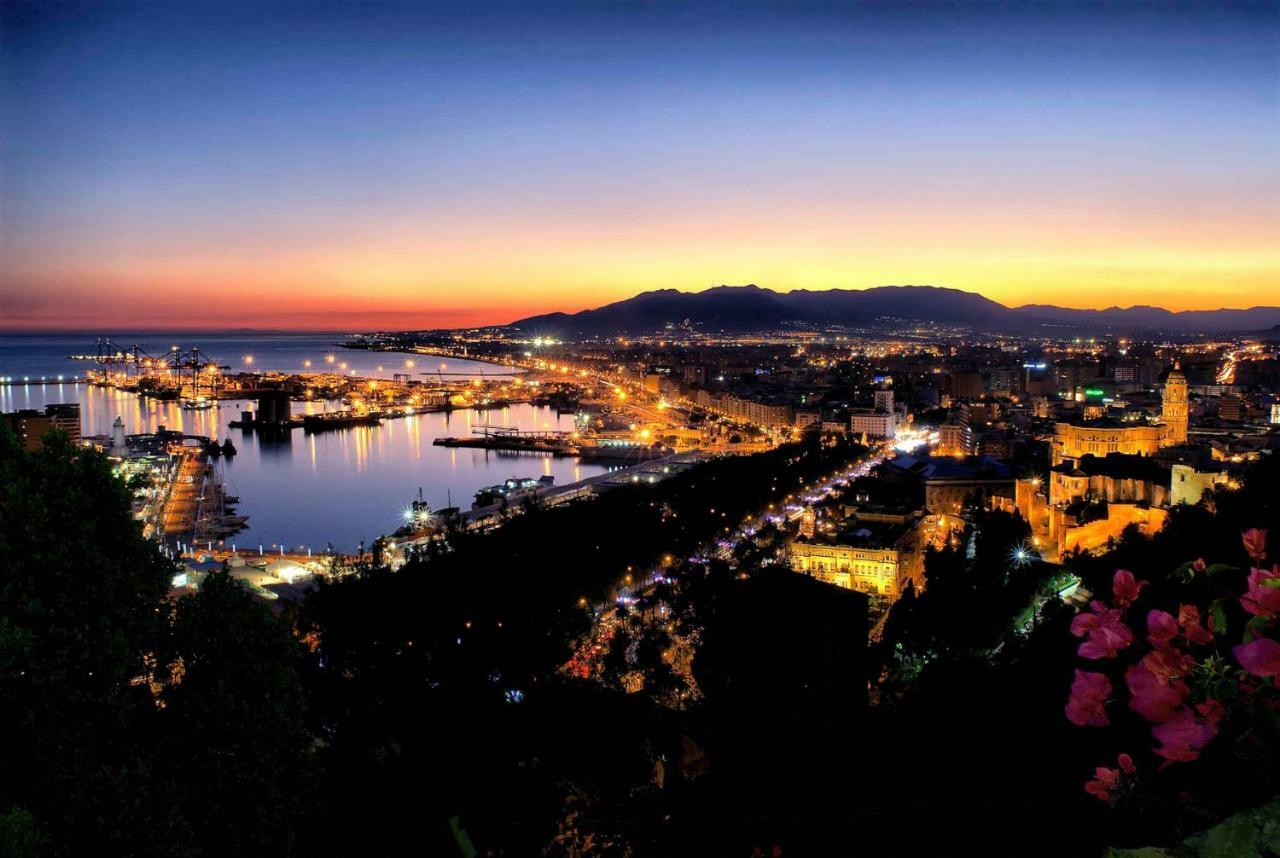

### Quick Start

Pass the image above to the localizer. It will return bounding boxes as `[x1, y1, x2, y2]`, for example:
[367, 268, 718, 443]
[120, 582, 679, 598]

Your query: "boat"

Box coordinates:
[302, 411, 382, 432]
[182, 397, 215, 411]
[472, 475, 555, 510]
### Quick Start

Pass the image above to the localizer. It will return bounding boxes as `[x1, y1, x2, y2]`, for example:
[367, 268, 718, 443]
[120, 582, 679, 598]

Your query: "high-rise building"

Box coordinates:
[2, 403, 81, 451]
[873, 389, 894, 414]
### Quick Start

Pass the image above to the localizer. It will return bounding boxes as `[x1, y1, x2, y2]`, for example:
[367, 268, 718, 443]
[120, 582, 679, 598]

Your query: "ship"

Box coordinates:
[472, 475, 555, 510]
[181, 397, 215, 411]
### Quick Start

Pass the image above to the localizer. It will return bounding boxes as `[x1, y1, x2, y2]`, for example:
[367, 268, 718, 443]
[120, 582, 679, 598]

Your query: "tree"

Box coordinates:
[0, 426, 187, 855]
[158, 569, 314, 857]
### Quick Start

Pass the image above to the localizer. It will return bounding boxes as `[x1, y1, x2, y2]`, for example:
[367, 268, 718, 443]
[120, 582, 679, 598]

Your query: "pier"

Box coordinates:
[432, 424, 578, 455]
[0, 376, 87, 386]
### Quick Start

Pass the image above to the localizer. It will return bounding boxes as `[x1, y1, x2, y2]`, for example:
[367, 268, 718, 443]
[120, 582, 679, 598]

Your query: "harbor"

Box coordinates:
[0, 335, 617, 552]
[1, 332, 717, 552]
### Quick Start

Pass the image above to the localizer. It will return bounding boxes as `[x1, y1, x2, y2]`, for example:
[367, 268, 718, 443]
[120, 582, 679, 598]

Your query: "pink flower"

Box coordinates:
[1152, 705, 1219, 765]
[1066, 670, 1112, 727]
[1126, 655, 1190, 723]
[1192, 558, 1207, 573]
[1072, 601, 1135, 659]
[1178, 604, 1214, 646]
[1196, 699, 1225, 726]
[1084, 766, 1119, 801]
[1112, 569, 1148, 608]
[1084, 754, 1136, 802]
[1241, 565, 1280, 619]
[1139, 646, 1195, 685]
[1243, 528, 1268, 563]
[1147, 610, 1178, 648]
[1233, 637, 1280, 678]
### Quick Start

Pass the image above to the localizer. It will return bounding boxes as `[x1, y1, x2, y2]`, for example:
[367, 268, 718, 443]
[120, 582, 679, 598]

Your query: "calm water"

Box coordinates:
[1, 333, 607, 551]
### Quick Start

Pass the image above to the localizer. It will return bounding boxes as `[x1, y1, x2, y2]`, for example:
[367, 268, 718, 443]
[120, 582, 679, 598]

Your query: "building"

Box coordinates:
[1161, 362, 1189, 444]
[847, 388, 898, 439]
[1048, 453, 1170, 509]
[937, 421, 973, 457]
[951, 370, 984, 400]
[1052, 420, 1166, 464]
[1217, 396, 1246, 423]
[1051, 363, 1189, 465]
[2, 403, 82, 451]
[794, 409, 822, 430]
[850, 409, 897, 439]
[881, 453, 1015, 516]
[693, 389, 794, 429]
[1170, 463, 1230, 506]
[790, 516, 922, 598]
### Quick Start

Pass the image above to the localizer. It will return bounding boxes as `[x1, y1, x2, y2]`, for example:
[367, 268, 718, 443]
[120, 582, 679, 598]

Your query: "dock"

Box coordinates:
[433, 424, 579, 455]
[0, 376, 88, 386]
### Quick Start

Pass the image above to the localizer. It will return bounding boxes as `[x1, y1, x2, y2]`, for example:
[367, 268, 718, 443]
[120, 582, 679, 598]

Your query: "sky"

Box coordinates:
[2, 0, 1277, 331]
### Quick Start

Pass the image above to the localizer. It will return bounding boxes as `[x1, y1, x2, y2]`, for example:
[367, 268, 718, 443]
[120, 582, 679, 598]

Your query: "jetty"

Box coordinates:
[433, 424, 578, 455]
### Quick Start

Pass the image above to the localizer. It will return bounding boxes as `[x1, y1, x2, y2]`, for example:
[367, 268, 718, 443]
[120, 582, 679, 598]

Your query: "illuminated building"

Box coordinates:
[790, 517, 922, 598]
[1161, 362, 1189, 443]
[850, 410, 897, 439]
[937, 422, 972, 457]
[1170, 463, 1230, 506]
[2, 403, 82, 451]
[1051, 363, 1189, 465]
[848, 388, 898, 439]
[881, 453, 1015, 516]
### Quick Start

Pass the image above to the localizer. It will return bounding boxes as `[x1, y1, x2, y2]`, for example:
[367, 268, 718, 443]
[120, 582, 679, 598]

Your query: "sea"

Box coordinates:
[0, 332, 609, 551]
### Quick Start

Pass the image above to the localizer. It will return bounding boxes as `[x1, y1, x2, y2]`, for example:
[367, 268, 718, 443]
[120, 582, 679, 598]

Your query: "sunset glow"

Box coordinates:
[2, 1, 1276, 330]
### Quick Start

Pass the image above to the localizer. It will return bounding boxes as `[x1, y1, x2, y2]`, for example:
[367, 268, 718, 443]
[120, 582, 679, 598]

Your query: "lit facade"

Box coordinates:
[1051, 364, 1189, 465]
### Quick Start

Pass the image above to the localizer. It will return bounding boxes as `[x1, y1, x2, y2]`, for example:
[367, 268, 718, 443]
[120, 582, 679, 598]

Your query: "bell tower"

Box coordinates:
[1161, 362, 1188, 445]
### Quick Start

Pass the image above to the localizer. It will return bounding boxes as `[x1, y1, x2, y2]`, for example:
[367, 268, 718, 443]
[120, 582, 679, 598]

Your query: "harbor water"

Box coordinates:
[1, 333, 610, 551]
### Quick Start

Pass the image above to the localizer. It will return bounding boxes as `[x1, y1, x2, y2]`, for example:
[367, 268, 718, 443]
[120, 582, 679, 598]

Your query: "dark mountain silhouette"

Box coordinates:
[507, 285, 1280, 337]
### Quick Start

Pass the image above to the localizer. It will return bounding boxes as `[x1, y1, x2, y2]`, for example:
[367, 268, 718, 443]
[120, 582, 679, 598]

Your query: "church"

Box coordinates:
[1051, 363, 1188, 465]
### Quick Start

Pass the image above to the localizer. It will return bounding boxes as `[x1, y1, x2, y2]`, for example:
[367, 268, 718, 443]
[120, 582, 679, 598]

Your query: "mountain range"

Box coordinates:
[507, 285, 1280, 338]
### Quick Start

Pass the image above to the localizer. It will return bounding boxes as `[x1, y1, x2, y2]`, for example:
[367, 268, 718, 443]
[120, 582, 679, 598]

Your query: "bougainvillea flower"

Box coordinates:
[1066, 670, 1112, 727]
[1178, 604, 1214, 645]
[1241, 565, 1280, 619]
[1112, 569, 1148, 608]
[1196, 699, 1225, 725]
[1152, 706, 1219, 765]
[1072, 601, 1135, 659]
[1192, 558, 1206, 573]
[1233, 637, 1280, 678]
[1147, 610, 1178, 648]
[1243, 529, 1268, 563]
[1117, 753, 1135, 774]
[1139, 646, 1194, 685]
[1084, 766, 1120, 801]
[1126, 659, 1189, 723]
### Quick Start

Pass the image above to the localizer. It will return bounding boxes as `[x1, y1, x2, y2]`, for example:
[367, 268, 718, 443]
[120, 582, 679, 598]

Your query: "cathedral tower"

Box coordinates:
[1162, 362, 1188, 445]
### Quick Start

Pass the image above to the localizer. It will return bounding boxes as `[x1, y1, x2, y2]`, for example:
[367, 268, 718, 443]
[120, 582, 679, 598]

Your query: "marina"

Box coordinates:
[0, 333, 615, 552]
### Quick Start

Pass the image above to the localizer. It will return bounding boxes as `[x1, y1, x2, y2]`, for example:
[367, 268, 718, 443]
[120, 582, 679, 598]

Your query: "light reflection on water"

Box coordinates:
[2, 380, 609, 553]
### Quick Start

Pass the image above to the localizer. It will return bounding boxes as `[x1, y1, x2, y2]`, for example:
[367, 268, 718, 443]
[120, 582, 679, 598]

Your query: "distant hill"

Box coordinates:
[506, 285, 1280, 338]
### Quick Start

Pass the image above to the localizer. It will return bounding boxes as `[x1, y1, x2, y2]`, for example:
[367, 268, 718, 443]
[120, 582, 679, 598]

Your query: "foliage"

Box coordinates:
[0, 426, 312, 856]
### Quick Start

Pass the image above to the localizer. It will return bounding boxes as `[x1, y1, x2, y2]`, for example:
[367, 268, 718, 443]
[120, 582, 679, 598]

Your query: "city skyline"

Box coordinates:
[3, 0, 1277, 331]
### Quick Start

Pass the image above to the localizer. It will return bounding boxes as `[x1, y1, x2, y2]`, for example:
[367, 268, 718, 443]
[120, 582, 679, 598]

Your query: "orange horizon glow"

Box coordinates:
[4, 200, 1277, 330]
[5, 2, 1276, 332]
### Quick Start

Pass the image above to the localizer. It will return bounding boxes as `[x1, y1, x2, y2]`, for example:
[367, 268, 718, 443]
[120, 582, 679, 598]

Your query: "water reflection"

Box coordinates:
[6, 384, 609, 551]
